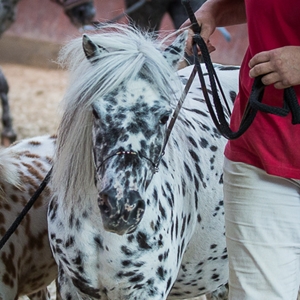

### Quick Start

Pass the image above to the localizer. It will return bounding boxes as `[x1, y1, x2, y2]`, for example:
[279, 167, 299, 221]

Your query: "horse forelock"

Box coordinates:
[51, 24, 181, 206]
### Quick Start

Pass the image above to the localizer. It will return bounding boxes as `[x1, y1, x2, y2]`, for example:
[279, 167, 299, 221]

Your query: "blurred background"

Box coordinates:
[0, 0, 248, 68]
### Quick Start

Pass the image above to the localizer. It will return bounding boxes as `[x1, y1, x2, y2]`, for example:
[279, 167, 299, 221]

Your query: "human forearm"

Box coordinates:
[200, 0, 246, 28]
[181, 0, 246, 54]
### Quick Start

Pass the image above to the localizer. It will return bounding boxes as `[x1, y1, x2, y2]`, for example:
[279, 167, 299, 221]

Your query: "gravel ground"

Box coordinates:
[1, 63, 66, 141]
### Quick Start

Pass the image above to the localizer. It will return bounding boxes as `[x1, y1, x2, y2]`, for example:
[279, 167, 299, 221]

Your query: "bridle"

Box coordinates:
[50, 0, 92, 10]
[155, 66, 198, 169]
[94, 65, 198, 175]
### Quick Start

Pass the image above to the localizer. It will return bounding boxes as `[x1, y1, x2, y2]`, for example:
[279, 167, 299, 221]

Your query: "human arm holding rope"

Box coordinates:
[181, 0, 246, 55]
[181, 0, 300, 90]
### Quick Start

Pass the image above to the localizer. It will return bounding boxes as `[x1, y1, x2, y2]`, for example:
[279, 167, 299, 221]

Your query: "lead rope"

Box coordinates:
[155, 66, 197, 169]
[0, 167, 53, 250]
[182, 0, 300, 140]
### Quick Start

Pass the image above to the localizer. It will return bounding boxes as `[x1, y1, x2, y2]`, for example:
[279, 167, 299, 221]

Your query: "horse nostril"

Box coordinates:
[98, 194, 111, 215]
[123, 207, 131, 221]
[136, 199, 145, 210]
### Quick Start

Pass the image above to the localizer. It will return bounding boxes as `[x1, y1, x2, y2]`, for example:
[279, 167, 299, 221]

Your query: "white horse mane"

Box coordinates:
[51, 24, 182, 205]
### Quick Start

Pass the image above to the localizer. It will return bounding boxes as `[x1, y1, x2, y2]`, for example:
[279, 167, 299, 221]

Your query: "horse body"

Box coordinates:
[0, 135, 57, 299]
[47, 25, 239, 299]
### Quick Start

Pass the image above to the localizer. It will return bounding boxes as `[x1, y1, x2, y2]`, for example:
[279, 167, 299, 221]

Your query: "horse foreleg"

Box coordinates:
[0, 92, 17, 146]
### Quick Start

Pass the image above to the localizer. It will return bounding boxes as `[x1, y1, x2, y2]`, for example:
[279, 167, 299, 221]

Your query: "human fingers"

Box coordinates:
[249, 56, 286, 88]
[262, 73, 292, 89]
[185, 28, 196, 56]
[184, 24, 216, 56]
[180, 9, 216, 54]
[258, 71, 280, 86]
[206, 41, 216, 53]
[185, 35, 216, 56]
[249, 47, 300, 88]
[249, 60, 274, 79]
[248, 51, 270, 69]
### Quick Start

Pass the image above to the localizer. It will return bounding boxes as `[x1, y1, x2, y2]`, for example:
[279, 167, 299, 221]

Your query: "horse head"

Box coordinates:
[81, 28, 187, 235]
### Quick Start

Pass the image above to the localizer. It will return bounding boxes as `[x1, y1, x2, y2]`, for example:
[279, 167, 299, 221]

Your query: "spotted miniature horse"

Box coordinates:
[46, 24, 240, 299]
[0, 0, 96, 146]
[0, 135, 57, 299]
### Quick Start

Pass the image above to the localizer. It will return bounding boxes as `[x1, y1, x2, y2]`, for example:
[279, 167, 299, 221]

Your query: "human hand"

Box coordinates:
[249, 46, 300, 89]
[180, 9, 216, 56]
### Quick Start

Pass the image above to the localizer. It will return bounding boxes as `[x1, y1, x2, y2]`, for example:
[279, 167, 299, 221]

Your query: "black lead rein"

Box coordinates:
[156, 66, 197, 169]
[0, 167, 53, 250]
[182, 0, 300, 140]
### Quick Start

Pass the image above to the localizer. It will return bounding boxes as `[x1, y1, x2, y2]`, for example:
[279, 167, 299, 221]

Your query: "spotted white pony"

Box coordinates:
[0, 135, 57, 299]
[46, 24, 240, 299]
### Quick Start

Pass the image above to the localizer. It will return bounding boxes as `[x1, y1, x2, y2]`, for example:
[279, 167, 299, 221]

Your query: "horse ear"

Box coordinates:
[163, 30, 188, 69]
[82, 34, 108, 62]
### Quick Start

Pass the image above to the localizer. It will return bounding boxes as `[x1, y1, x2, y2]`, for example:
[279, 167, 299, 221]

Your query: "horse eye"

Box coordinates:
[159, 115, 169, 125]
[92, 108, 99, 119]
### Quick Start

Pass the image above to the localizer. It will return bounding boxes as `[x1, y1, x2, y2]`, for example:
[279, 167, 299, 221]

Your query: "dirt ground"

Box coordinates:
[1, 63, 67, 141]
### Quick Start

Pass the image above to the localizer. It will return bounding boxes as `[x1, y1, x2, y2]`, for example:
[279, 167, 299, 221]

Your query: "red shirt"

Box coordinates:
[224, 0, 300, 179]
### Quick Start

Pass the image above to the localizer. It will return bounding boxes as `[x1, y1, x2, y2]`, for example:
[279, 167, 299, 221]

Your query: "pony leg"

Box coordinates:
[0, 92, 17, 146]
[55, 266, 79, 300]
[0, 69, 16, 146]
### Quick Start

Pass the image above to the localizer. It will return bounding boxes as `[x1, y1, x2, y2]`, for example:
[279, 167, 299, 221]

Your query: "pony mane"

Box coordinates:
[51, 24, 182, 206]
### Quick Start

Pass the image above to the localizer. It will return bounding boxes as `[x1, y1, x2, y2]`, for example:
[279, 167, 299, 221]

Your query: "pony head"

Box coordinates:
[52, 25, 187, 235]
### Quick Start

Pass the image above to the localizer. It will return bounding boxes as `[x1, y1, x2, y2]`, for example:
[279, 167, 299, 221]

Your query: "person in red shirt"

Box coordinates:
[182, 0, 300, 298]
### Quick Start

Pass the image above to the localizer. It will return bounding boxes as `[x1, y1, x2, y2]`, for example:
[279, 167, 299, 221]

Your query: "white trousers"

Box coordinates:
[223, 158, 300, 300]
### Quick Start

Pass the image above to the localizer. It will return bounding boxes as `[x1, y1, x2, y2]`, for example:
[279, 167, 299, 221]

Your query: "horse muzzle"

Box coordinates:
[98, 188, 145, 235]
